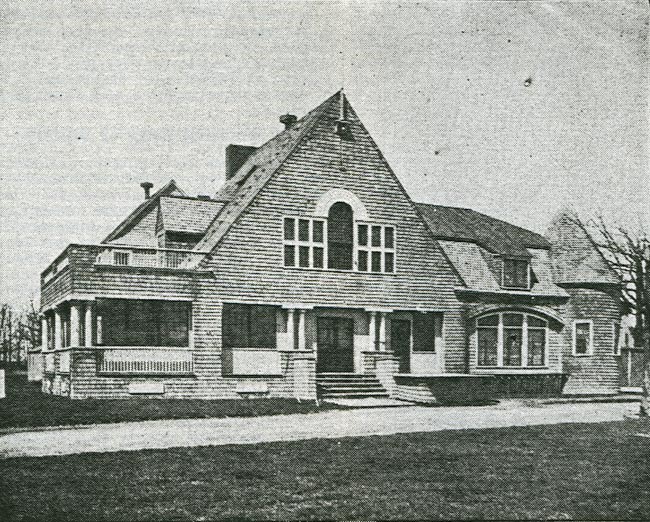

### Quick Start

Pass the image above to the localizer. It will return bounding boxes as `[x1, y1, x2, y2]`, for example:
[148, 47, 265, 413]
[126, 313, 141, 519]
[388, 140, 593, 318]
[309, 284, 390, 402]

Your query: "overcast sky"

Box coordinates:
[1, 0, 648, 308]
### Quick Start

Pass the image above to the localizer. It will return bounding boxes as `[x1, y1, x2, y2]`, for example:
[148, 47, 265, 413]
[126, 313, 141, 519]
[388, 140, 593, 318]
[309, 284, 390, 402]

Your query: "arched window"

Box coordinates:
[327, 202, 353, 270]
[477, 312, 547, 368]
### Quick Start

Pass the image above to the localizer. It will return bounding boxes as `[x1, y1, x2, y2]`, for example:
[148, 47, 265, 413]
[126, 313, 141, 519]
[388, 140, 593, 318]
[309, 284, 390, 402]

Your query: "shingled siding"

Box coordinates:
[205, 99, 467, 374]
[561, 285, 621, 395]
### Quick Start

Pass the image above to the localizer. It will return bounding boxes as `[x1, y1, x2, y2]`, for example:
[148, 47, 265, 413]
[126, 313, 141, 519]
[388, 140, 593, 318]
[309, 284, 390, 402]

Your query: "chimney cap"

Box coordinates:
[140, 181, 154, 199]
[279, 113, 297, 129]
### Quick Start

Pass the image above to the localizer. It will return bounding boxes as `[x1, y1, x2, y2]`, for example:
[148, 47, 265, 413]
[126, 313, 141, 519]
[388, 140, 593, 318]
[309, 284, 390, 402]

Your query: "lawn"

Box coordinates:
[1, 419, 649, 520]
[0, 373, 339, 429]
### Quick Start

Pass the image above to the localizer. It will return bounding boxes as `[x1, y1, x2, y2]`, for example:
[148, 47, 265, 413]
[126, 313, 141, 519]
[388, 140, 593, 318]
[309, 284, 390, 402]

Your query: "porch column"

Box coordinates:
[378, 312, 387, 352]
[84, 303, 93, 347]
[368, 311, 377, 351]
[70, 303, 82, 347]
[297, 309, 306, 351]
[54, 309, 62, 350]
[286, 309, 296, 350]
[41, 316, 48, 352]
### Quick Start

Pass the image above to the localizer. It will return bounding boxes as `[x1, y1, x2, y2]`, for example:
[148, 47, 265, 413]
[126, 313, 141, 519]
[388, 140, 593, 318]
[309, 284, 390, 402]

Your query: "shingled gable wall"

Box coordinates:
[203, 95, 467, 373]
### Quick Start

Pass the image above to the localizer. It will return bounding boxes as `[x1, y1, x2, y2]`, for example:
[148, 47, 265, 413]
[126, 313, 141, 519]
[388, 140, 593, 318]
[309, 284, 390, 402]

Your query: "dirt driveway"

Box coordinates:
[0, 401, 635, 459]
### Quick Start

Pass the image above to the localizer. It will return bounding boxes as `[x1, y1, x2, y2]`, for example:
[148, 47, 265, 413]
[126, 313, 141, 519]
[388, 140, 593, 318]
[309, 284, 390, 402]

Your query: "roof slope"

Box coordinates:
[416, 203, 550, 256]
[103, 180, 185, 245]
[159, 196, 224, 234]
[195, 92, 341, 252]
[545, 209, 619, 285]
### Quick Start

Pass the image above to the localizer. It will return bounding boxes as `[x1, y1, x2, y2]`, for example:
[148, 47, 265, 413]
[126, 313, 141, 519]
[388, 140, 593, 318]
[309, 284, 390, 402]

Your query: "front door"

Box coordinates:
[391, 319, 411, 373]
[316, 317, 354, 373]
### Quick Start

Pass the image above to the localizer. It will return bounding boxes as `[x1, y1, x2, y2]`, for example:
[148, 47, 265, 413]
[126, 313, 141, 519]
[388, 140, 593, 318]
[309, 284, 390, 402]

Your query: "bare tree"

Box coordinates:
[577, 215, 650, 416]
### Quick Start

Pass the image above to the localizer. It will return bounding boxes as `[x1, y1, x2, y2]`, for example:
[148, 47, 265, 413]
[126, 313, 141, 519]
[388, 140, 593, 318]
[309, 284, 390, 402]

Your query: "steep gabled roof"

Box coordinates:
[545, 209, 619, 285]
[415, 203, 550, 257]
[103, 180, 185, 244]
[158, 196, 224, 234]
[195, 92, 341, 252]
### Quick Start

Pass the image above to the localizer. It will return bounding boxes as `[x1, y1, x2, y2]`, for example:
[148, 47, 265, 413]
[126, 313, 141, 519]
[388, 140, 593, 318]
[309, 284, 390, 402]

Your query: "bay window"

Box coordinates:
[476, 312, 547, 367]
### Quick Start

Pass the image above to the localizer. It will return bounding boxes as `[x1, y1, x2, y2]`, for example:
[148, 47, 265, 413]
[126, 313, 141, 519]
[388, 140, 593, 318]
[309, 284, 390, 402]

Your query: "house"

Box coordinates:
[36, 91, 623, 401]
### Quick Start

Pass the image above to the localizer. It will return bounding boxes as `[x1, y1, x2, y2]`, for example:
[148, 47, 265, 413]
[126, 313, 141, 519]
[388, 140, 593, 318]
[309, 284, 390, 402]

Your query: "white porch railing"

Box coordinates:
[95, 246, 208, 270]
[97, 348, 194, 375]
[44, 352, 55, 373]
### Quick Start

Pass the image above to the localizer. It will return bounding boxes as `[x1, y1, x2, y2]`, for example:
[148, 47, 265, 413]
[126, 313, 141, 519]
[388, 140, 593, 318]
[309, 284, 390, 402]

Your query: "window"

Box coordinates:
[357, 223, 396, 273]
[328, 202, 354, 269]
[283, 217, 325, 269]
[476, 312, 548, 367]
[412, 312, 443, 352]
[222, 303, 277, 349]
[96, 299, 190, 347]
[503, 258, 530, 289]
[612, 322, 621, 355]
[573, 320, 593, 355]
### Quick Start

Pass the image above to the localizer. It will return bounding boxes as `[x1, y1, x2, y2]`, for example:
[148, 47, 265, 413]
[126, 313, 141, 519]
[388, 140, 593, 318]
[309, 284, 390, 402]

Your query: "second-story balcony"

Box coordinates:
[40, 244, 214, 311]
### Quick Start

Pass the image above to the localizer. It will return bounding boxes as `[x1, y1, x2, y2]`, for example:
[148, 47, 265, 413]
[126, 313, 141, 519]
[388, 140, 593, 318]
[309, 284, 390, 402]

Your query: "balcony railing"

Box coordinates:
[97, 348, 194, 375]
[95, 246, 208, 270]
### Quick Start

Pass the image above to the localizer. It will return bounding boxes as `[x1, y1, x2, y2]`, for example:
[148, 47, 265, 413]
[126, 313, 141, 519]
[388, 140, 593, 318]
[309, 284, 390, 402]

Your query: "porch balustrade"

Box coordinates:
[97, 348, 194, 375]
[95, 245, 208, 270]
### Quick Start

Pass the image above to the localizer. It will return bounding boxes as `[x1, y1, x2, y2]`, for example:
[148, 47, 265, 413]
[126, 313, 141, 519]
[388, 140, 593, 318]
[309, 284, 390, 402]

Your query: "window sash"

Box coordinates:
[476, 313, 548, 367]
[573, 321, 593, 355]
[502, 259, 530, 289]
[283, 217, 326, 269]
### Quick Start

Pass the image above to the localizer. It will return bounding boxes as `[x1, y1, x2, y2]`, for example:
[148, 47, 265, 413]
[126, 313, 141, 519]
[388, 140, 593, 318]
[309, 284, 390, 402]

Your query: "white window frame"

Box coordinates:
[572, 320, 594, 356]
[501, 258, 531, 290]
[476, 312, 549, 368]
[282, 215, 396, 274]
[282, 217, 326, 269]
[355, 222, 396, 274]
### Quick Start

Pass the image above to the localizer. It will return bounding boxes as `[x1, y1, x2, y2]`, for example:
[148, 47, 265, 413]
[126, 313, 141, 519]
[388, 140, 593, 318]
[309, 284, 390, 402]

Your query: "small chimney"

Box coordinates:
[140, 181, 154, 200]
[225, 144, 258, 180]
[280, 113, 297, 130]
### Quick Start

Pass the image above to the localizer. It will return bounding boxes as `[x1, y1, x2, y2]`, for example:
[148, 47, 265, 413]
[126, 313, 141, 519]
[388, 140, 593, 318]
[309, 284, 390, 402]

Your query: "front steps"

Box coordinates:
[316, 373, 389, 399]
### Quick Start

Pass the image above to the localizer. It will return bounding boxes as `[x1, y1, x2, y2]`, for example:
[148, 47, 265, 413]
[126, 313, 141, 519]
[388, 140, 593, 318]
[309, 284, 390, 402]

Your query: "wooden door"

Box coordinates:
[316, 317, 354, 373]
[391, 319, 411, 373]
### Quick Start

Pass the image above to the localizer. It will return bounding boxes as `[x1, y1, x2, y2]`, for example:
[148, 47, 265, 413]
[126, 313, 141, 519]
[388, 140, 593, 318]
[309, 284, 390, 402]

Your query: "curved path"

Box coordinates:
[0, 401, 636, 459]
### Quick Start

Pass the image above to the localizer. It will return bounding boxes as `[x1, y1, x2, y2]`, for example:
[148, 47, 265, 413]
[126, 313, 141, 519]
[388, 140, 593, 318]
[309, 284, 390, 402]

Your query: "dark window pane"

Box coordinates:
[504, 328, 522, 366]
[284, 218, 295, 240]
[385, 227, 394, 249]
[503, 259, 529, 288]
[613, 323, 620, 354]
[313, 247, 323, 268]
[503, 313, 523, 327]
[357, 224, 368, 246]
[384, 252, 394, 273]
[528, 316, 546, 328]
[528, 329, 546, 366]
[477, 314, 499, 327]
[478, 327, 498, 366]
[328, 202, 353, 270]
[413, 312, 436, 352]
[298, 219, 310, 242]
[358, 250, 368, 271]
[371, 226, 382, 247]
[249, 305, 277, 348]
[313, 221, 324, 243]
[575, 322, 591, 354]
[223, 303, 276, 349]
[371, 251, 382, 272]
[299, 246, 310, 267]
[284, 245, 295, 267]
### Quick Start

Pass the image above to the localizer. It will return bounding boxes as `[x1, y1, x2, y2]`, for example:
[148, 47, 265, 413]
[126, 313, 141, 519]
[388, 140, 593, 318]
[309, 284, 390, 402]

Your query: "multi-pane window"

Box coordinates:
[476, 313, 547, 367]
[357, 224, 396, 273]
[283, 217, 325, 269]
[222, 303, 277, 349]
[612, 322, 621, 355]
[283, 209, 396, 274]
[96, 299, 190, 347]
[573, 320, 593, 355]
[503, 258, 530, 289]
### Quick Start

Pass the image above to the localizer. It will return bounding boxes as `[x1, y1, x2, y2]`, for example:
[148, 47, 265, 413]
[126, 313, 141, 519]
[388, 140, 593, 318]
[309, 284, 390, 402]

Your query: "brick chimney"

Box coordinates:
[280, 114, 297, 129]
[140, 181, 154, 199]
[225, 144, 258, 180]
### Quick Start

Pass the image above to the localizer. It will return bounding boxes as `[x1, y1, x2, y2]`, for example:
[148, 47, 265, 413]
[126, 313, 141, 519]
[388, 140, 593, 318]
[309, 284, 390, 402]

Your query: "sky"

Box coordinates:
[1, 0, 648, 309]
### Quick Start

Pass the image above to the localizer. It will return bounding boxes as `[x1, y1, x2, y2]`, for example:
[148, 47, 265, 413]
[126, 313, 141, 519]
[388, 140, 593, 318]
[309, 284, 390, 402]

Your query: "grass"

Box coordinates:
[0, 373, 339, 429]
[1, 419, 649, 520]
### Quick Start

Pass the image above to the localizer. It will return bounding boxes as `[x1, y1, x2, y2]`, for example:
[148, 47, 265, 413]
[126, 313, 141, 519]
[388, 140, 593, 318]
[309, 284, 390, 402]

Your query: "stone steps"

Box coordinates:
[316, 373, 389, 399]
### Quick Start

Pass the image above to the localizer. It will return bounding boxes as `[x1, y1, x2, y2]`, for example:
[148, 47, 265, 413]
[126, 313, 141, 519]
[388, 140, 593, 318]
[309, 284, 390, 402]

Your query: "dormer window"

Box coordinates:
[502, 258, 530, 289]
